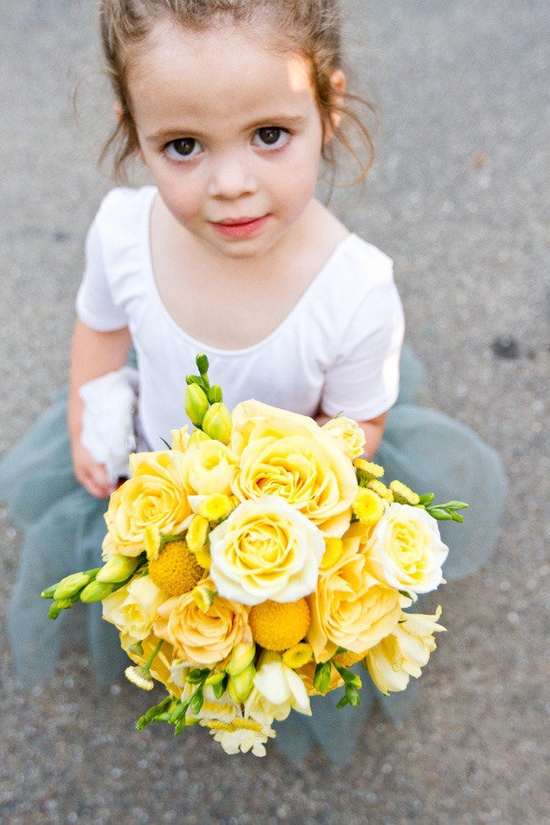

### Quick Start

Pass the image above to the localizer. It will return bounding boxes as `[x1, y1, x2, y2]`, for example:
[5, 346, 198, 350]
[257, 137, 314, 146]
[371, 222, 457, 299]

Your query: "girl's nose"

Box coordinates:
[207, 152, 257, 200]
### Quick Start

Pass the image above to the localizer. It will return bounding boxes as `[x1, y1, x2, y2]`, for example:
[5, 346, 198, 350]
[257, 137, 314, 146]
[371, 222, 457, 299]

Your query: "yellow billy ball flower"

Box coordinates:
[148, 540, 204, 597]
[352, 488, 386, 526]
[249, 598, 311, 651]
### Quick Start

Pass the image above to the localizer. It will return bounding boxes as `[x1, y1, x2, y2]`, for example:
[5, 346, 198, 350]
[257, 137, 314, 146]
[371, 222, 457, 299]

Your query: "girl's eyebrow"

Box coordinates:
[145, 114, 308, 146]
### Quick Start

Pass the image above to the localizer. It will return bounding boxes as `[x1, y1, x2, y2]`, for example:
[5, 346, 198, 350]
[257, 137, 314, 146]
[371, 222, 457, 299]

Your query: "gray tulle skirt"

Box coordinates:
[0, 348, 506, 762]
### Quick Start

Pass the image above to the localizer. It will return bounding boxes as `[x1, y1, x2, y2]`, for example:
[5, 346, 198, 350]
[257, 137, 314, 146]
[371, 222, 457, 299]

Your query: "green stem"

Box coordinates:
[144, 638, 164, 671]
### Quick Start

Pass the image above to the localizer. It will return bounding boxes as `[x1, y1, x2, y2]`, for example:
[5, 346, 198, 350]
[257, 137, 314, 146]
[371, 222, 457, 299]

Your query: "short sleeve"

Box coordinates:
[321, 277, 404, 421]
[76, 212, 130, 332]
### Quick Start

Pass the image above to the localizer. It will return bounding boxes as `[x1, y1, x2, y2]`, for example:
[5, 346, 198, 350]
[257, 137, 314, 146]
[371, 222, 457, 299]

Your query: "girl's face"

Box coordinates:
[127, 21, 337, 260]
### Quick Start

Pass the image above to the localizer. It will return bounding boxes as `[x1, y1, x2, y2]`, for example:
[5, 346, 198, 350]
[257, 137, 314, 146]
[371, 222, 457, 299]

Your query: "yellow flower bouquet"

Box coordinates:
[42, 355, 466, 756]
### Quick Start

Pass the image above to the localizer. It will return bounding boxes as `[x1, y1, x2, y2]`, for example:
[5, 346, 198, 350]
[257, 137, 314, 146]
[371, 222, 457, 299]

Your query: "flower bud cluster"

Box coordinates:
[41, 553, 146, 618]
[185, 354, 232, 443]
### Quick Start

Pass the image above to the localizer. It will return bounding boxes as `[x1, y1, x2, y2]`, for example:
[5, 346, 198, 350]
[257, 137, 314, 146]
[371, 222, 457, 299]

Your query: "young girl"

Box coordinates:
[0, 0, 505, 763]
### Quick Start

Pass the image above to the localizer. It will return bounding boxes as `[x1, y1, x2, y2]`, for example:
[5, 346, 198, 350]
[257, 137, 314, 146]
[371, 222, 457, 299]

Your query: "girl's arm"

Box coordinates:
[68, 319, 132, 498]
[316, 412, 387, 460]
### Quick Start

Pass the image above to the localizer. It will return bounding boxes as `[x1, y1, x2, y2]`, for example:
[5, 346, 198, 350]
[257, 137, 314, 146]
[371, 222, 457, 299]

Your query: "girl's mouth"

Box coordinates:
[211, 215, 269, 238]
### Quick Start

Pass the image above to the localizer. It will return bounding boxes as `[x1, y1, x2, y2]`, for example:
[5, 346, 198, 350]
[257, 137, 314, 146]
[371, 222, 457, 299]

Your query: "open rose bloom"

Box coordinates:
[43, 362, 464, 757]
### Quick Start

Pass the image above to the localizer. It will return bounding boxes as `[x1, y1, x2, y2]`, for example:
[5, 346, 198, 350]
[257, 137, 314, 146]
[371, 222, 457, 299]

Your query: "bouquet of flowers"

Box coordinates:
[42, 355, 466, 756]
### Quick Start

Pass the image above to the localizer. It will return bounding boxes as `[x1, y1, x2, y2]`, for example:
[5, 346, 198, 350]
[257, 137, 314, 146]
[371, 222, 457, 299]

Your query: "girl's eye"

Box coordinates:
[253, 127, 289, 150]
[165, 138, 202, 161]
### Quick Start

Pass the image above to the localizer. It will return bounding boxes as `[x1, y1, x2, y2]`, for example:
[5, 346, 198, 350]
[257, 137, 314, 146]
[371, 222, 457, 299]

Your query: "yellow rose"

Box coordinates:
[364, 503, 449, 595]
[180, 439, 238, 495]
[170, 426, 190, 452]
[365, 607, 446, 694]
[208, 496, 325, 606]
[321, 416, 366, 459]
[103, 451, 191, 557]
[102, 574, 166, 641]
[230, 400, 357, 537]
[307, 540, 401, 660]
[153, 579, 251, 666]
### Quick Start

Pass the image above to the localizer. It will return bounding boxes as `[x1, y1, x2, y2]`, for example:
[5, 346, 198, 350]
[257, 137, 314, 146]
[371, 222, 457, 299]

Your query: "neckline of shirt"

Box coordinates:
[138, 186, 357, 357]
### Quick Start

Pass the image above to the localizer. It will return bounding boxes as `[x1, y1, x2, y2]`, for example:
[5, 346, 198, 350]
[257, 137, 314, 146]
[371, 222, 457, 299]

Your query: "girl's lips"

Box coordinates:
[211, 215, 269, 238]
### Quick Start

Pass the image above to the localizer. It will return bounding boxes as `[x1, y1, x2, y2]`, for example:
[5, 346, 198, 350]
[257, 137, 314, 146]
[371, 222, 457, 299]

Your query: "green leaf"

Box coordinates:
[426, 508, 453, 520]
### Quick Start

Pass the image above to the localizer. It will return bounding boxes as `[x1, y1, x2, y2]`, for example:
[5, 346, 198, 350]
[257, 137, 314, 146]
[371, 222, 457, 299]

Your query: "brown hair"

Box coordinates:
[99, 0, 374, 183]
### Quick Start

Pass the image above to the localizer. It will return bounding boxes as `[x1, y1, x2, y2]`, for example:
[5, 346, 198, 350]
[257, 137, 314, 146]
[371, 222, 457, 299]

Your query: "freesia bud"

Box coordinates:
[48, 600, 64, 620]
[53, 571, 94, 601]
[185, 383, 209, 427]
[201, 402, 232, 444]
[207, 385, 223, 403]
[195, 353, 209, 377]
[96, 553, 140, 583]
[80, 580, 117, 603]
[313, 660, 332, 695]
[204, 670, 226, 687]
[226, 642, 256, 676]
[227, 662, 256, 703]
[41, 583, 60, 600]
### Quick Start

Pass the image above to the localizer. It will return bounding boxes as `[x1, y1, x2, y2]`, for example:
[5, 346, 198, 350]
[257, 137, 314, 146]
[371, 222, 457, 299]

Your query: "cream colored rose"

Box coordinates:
[102, 574, 166, 641]
[103, 450, 191, 557]
[208, 496, 325, 606]
[321, 416, 366, 459]
[180, 439, 238, 495]
[230, 400, 357, 537]
[153, 579, 251, 666]
[365, 607, 446, 694]
[364, 503, 449, 595]
[307, 541, 401, 660]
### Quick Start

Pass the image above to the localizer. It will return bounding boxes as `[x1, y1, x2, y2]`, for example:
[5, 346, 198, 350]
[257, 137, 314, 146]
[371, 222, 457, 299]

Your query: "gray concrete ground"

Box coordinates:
[1, 1, 549, 823]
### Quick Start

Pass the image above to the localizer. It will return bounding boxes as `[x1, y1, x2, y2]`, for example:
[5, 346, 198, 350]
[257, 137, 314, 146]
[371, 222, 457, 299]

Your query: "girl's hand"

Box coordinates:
[67, 319, 133, 498]
[71, 438, 115, 499]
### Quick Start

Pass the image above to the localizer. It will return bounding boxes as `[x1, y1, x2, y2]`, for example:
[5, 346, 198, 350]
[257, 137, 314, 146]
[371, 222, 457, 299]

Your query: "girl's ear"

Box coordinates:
[324, 69, 346, 142]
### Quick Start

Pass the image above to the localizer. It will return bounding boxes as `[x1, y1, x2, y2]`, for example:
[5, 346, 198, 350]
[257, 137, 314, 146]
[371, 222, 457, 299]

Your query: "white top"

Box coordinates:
[76, 187, 404, 449]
